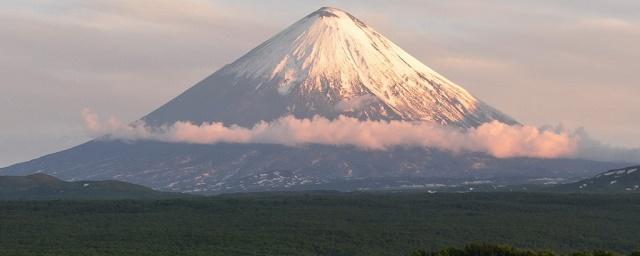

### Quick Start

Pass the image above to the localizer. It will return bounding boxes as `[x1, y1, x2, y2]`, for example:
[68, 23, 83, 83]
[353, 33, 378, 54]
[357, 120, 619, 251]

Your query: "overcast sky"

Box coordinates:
[1, 0, 639, 167]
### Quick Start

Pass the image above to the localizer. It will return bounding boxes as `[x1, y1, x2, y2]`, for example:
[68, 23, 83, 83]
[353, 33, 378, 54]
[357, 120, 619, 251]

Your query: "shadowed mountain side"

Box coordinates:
[0, 140, 621, 194]
[552, 165, 640, 193]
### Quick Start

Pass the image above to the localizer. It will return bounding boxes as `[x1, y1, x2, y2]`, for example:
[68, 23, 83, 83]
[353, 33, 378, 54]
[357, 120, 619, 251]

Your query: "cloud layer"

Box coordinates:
[83, 109, 585, 160]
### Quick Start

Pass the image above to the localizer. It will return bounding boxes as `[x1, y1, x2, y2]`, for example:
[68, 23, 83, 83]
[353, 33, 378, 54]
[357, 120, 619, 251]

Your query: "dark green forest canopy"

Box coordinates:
[1, 192, 639, 256]
[411, 244, 640, 256]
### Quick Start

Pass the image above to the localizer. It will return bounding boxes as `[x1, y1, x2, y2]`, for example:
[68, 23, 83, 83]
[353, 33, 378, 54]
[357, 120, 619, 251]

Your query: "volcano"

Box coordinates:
[143, 7, 516, 128]
[0, 7, 620, 193]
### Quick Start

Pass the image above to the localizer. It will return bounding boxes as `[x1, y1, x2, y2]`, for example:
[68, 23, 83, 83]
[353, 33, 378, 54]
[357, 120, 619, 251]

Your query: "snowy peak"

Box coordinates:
[143, 7, 517, 127]
[224, 6, 393, 82]
[309, 6, 351, 18]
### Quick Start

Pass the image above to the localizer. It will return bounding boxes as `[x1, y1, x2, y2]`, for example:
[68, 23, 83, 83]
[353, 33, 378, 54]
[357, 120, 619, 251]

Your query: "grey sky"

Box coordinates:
[1, 0, 638, 167]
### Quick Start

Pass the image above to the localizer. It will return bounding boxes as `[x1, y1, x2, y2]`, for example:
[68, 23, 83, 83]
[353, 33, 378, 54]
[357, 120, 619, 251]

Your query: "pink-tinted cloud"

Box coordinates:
[81, 108, 101, 133]
[468, 121, 576, 158]
[83, 109, 584, 159]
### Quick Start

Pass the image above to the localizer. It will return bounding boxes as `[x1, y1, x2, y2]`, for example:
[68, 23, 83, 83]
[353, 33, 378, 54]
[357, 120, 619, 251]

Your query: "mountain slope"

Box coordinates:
[555, 166, 640, 193]
[143, 7, 515, 128]
[0, 173, 191, 200]
[1, 140, 621, 194]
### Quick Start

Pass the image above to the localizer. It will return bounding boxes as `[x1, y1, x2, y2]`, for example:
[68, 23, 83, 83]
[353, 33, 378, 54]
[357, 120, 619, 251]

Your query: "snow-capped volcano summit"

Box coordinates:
[143, 7, 516, 127]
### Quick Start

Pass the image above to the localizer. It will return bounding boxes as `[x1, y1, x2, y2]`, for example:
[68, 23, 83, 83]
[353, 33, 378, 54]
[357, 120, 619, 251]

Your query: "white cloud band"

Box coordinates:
[83, 108, 586, 159]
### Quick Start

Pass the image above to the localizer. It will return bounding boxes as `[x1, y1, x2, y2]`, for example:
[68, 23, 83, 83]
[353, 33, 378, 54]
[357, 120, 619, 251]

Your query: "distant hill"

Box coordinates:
[554, 166, 640, 193]
[0, 173, 192, 200]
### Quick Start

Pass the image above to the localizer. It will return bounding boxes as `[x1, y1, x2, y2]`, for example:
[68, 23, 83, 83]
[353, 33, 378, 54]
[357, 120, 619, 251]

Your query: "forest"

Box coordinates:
[0, 192, 639, 255]
[411, 244, 640, 256]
